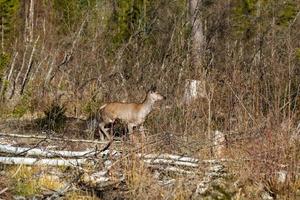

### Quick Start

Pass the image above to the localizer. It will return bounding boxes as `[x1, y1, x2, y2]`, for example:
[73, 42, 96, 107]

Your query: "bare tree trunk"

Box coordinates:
[1, 16, 4, 52]
[0, 52, 18, 101]
[8, 0, 36, 102]
[28, 0, 34, 43]
[189, 0, 205, 73]
[187, 1, 206, 105]
[20, 36, 39, 95]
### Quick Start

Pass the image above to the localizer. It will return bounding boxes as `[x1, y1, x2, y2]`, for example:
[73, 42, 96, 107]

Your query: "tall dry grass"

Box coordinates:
[0, 0, 299, 199]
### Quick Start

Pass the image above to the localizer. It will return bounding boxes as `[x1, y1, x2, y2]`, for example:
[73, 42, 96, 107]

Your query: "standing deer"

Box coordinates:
[99, 86, 166, 140]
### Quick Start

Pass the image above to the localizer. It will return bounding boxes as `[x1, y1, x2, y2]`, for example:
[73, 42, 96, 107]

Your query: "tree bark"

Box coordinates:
[0, 132, 111, 144]
[186, 0, 206, 107]
[0, 144, 99, 158]
[189, 0, 205, 72]
[0, 156, 87, 166]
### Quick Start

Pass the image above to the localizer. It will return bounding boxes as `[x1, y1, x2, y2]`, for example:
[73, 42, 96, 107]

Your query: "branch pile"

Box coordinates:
[0, 133, 227, 195]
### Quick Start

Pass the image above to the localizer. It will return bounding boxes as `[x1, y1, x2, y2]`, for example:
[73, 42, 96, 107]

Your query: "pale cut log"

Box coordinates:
[0, 140, 225, 166]
[82, 171, 111, 185]
[146, 165, 194, 174]
[183, 79, 206, 104]
[158, 179, 176, 186]
[139, 153, 199, 163]
[0, 156, 87, 166]
[143, 158, 199, 168]
[81, 171, 124, 190]
[213, 130, 226, 158]
[0, 144, 98, 158]
[139, 153, 227, 165]
[0, 132, 110, 144]
[276, 170, 287, 183]
[194, 162, 226, 195]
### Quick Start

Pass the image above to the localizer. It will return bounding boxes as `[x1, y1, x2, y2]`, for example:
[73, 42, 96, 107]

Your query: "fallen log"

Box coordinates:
[0, 132, 112, 144]
[138, 153, 229, 165]
[0, 144, 98, 158]
[0, 143, 224, 169]
[138, 153, 199, 163]
[0, 141, 115, 158]
[143, 158, 199, 168]
[194, 162, 226, 196]
[0, 156, 87, 166]
[146, 164, 195, 174]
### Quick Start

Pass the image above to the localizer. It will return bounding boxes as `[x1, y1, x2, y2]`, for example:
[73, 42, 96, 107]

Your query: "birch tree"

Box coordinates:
[189, 0, 205, 72]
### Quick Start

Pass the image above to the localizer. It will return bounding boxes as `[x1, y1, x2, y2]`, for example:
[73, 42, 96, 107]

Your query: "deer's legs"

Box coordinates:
[99, 129, 104, 141]
[128, 123, 134, 135]
[128, 123, 136, 141]
[139, 125, 146, 139]
[99, 122, 110, 140]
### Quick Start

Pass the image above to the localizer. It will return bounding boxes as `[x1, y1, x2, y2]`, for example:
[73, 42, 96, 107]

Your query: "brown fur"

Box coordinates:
[98, 90, 165, 140]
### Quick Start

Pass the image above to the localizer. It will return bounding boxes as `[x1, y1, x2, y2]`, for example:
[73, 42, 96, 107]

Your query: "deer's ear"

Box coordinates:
[150, 85, 157, 92]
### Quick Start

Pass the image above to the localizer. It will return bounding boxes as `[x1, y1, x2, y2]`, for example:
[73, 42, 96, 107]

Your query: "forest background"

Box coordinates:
[0, 0, 299, 199]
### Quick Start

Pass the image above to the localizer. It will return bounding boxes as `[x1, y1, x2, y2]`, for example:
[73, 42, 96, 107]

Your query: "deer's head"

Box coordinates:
[147, 86, 166, 101]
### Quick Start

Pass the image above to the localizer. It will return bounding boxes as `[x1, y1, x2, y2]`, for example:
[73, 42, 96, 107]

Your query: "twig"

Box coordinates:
[49, 15, 89, 83]
[0, 187, 8, 195]
[11, 162, 24, 178]
[288, 11, 300, 29]
[44, 171, 83, 200]
[16, 138, 47, 156]
[226, 81, 257, 125]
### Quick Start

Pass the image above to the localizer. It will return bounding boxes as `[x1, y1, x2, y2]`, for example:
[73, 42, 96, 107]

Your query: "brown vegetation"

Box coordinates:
[0, 0, 299, 199]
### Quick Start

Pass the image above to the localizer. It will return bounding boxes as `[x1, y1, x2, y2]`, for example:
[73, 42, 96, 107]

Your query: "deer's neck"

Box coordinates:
[140, 96, 155, 117]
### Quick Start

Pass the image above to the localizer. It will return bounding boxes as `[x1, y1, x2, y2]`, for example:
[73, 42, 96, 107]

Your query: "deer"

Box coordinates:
[98, 86, 166, 140]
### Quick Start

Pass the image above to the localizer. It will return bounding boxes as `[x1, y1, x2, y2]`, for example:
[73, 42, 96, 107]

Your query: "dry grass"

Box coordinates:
[4, 166, 64, 197]
[0, 0, 299, 199]
[65, 191, 99, 200]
